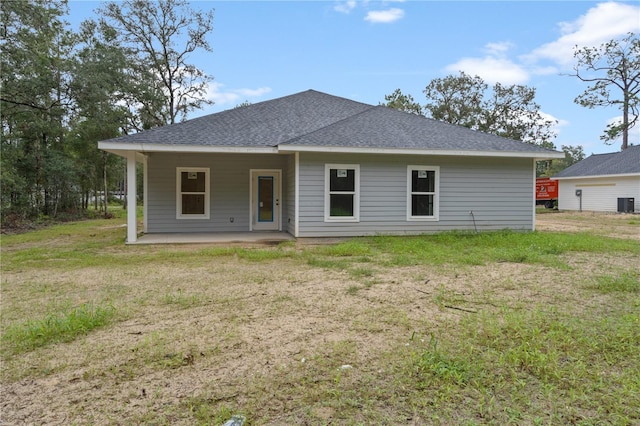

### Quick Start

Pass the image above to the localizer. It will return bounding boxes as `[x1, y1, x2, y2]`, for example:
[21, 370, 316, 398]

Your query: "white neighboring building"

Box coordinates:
[553, 145, 639, 213]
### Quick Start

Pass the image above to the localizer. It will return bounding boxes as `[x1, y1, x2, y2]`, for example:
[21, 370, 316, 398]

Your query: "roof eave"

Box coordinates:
[277, 144, 565, 159]
[552, 172, 640, 180]
[98, 141, 565, 160]
[98, 141, 279, 156]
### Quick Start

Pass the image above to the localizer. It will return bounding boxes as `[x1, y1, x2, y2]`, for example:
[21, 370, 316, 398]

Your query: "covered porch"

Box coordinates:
[117, 151, 296, 244]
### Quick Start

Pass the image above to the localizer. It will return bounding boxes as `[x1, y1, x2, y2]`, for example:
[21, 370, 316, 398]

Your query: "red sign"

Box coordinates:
[536, 178, 558, 200]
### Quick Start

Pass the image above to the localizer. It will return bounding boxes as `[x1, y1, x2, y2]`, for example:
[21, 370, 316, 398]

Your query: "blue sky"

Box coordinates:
[67, 1, 640, 155]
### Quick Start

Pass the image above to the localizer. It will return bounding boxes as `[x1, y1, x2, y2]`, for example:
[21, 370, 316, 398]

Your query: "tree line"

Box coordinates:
[1, 0, 637, 226]
[1, 0, 213, 224]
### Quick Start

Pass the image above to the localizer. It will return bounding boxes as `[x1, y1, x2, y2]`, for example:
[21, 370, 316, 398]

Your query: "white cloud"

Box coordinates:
[205, 82, 271, 106]
[485, 41, 515, 57]
[364, 8, 404, 23]
[445, 41, 529, 85]
[334, 0, 357, 14]
[235, 87, 272, 98]
[526, 2, 640, 67]
[447, 2, 639, 85]
[446, 56, 529, 85]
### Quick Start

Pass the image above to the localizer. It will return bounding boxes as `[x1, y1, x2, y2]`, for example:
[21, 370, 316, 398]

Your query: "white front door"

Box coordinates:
[250, 170, 281, 231]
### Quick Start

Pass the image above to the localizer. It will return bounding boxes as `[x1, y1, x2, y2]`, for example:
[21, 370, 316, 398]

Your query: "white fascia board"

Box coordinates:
[99, 148, 145, 160]
[277, 144, 565, 160]
[98, 141, 279, 155]
[552, 173, 640, 180]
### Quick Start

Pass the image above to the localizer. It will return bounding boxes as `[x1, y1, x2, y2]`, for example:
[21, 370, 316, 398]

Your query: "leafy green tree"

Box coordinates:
[423, 72, 557, 148]
[423, 72, 485, 128]
[545, 145, 586, 177]
[0, 0, 76, 220]
[69, 19, 134, 215]
[98, 0, 215, 127]
[571, 32, 639, 150]
[483, 83, 557, 149]
[381, 89, 423, 115]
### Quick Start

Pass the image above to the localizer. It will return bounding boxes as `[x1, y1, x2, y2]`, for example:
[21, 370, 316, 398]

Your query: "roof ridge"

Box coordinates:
[279, 104, 378, 146]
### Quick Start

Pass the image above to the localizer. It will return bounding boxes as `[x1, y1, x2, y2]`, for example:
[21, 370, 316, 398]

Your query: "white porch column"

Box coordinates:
[294, 151, 300, 237]
[143, 155, 148, 233]
[126, 152, 138, 243]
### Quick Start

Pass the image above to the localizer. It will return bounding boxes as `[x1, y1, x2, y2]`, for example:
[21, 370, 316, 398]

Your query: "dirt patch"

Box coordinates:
[536, 211, 640, 240]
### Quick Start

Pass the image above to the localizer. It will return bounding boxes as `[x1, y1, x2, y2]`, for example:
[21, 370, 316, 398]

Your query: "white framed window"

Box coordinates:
[176, 167, 210, 219]
[325, 164, 360, 222]
[407, 165, 439, 221]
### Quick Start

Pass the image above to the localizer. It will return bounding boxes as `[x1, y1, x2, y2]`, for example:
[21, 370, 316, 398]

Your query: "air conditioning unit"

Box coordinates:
[617, 198, 635, 213]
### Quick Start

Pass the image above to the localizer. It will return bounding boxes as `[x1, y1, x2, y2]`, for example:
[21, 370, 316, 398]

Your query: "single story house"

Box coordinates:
[553, 145, 639, 213]
[98, 90, 563, 243]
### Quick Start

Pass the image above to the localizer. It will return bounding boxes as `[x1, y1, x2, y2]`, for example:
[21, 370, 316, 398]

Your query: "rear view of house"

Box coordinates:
[98, 90, 563, 243]
[553, 145, 640, 213]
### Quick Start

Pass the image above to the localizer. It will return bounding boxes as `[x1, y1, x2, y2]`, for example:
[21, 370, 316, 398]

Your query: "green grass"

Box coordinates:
[398, 306, 640, 423]
[592, 270, 640, 293]
[4, 219, 637, 273]
[370, 230, 640, 268]
[311, 240, 372, 257]
[1, 302, 117, 356]
[301, 229, 639, 273]
[415, 334, 471, 386]
[197, 246, 294, 261]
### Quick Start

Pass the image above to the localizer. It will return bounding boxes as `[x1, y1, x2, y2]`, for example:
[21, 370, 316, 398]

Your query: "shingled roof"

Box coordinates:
[553, 145, 640, 178]
[99, 89, 562, 158]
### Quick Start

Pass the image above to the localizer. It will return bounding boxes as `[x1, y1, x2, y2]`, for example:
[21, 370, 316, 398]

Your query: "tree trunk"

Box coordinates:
[622, 88, 629, 150]
[94, 184, 99, 211]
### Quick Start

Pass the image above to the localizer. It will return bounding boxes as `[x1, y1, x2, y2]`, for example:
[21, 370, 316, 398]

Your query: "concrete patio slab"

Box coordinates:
[129, 232, 295, 245]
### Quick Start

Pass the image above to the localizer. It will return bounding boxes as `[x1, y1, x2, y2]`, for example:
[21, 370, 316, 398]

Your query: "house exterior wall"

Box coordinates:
[146, 152, 290, 233]
[145, 151, 537, 236]
[297, 152, 535, 237]
[557, 176, 640, 213]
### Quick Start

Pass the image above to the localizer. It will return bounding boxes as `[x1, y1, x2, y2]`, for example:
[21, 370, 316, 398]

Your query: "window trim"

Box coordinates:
[407, 165, 439, 221]
[324, 163, 360, 222]
[176, 167, 210, 219]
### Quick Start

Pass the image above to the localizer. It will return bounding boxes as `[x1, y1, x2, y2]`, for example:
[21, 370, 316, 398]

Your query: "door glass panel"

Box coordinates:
[258, 176, 273, 222]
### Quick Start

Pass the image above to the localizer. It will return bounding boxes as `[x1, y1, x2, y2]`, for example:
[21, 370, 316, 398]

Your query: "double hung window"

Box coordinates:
[176, 167, 210, 219]
[325, 164, 359, 222]
[407, 165, 439, 220]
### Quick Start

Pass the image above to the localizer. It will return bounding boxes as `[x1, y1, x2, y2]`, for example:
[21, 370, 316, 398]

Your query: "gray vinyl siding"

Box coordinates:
[285, 154, 296, 235]
[146, 152, 290, 233]
[297, 152, 535, 237]
[145, 151, 535, 236]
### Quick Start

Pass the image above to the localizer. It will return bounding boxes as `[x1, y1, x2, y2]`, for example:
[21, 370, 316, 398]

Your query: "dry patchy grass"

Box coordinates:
[1, 212, 639, 425]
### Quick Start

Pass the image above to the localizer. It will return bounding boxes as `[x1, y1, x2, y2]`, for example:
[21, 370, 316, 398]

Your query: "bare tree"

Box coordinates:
[571, 32, 639, 150]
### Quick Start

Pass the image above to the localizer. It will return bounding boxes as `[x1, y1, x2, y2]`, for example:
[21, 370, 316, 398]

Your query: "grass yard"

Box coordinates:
[1, 211, 639, 425]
